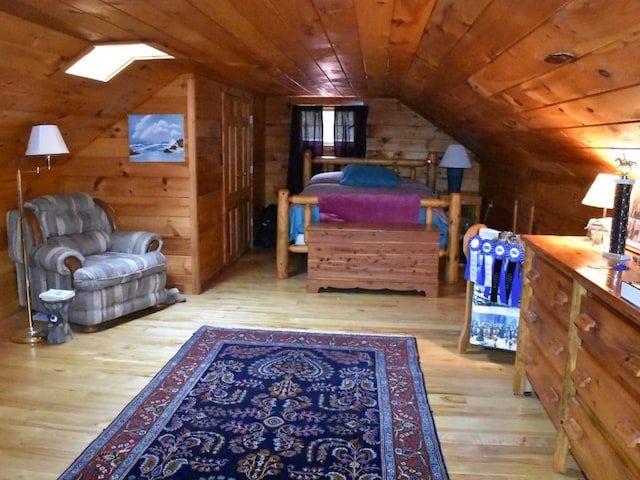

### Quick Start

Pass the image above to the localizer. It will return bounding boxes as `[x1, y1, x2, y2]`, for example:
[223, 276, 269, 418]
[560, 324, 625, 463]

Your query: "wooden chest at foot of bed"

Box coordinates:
[306, 222, 441, 296]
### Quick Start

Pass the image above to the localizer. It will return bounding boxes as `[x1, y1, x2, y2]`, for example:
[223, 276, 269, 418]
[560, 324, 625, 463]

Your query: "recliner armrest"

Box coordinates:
[110, 231, 163, 254]
[31, 244, 85, 275]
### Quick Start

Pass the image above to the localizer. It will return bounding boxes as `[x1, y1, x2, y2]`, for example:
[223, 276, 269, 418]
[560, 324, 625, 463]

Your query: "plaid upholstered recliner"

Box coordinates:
[7, 193, 169, 328]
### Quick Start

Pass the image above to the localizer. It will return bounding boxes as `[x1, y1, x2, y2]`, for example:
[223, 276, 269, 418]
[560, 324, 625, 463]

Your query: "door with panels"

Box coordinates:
[222, 91, 253, 264]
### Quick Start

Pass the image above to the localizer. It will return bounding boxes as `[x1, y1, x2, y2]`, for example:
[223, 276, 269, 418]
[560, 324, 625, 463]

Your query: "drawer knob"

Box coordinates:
[622, 353, 640, 378]
[564, 416, 584, 440]
[574, 313, 597, 332]
[545, 386, 560, 404]
[525, 309, 538, 324]
[615, 419, 640, 448]
[553, 290, 568, 307]
[573, 369, 592, 389]
[528, 269, 541, 283]
[550, 337, 565, 357]
[520, 352, 533, 366]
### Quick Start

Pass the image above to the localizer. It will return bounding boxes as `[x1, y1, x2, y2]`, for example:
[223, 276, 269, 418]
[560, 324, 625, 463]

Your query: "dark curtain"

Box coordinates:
[334, 105, 368, 157]
[287, 105, 323, 194]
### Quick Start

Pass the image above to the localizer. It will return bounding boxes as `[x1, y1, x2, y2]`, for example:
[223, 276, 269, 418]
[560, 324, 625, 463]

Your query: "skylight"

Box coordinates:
[65, 43, 174, 82]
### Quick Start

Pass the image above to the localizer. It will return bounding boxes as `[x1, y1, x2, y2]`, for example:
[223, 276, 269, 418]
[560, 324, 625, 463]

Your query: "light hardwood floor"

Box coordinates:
[0, 249, 585, 480]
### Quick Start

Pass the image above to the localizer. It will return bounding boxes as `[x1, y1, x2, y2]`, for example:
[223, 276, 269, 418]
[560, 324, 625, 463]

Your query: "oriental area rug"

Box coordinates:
[59, 326, 449, 480]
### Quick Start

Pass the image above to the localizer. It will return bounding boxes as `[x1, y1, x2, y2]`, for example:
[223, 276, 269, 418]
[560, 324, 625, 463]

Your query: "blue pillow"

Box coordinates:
[339, 164, 399, 188]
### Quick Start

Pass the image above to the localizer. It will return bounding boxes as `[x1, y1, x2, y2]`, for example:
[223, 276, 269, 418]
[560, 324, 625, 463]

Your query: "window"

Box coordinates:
[322, 108, 335, 147]
[65, 43, 173, 82]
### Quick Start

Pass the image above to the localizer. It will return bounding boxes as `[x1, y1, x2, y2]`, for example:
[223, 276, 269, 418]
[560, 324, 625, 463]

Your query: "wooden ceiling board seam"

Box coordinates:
[412, 0, 489, 67]
[384, 0, 436, 96]
[352, 0, 394, 96]
[189, 0, 322, 96]
[422, 31, 640, 138]
[0, 0, 132, 42]
[503, 32, 640, 111]
[468, 0, 640, 98]
[59, 0, 296, 95]
[560, 122, 640, 150]
[0, 0, 287, 96]
[227, 0, 343, 96]
[400, 0, 491, 111]
[412, 0, 570, 99]
[268, 0, 347, 96]
[313, 0, 366, 96]
[0, 10, 81, 55]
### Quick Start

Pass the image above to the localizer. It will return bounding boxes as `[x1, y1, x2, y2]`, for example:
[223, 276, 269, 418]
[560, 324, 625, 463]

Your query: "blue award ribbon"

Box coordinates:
[481, 239, 494, 291]
[491, 241, 507, 303]
[505, 243, 525, 306]
[465, 235, 482, 283]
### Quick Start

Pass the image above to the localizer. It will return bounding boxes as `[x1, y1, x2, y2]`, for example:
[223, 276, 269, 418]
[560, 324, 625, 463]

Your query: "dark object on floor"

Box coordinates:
[254, 203, 278, 247]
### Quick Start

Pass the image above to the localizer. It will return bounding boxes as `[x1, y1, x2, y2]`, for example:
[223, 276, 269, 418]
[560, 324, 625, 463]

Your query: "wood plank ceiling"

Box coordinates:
[1, 0, 639, 187]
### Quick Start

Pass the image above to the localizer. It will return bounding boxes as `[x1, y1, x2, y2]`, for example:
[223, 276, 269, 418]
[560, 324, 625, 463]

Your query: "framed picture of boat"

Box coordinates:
[128, 114, 185, 162]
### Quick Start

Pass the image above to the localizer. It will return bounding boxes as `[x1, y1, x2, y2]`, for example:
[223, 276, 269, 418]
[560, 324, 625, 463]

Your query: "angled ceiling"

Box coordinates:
[1, 0, 639, 174]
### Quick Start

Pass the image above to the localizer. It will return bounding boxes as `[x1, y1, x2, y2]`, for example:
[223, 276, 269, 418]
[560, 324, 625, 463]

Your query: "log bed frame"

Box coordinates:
[275, 149, 463, 285]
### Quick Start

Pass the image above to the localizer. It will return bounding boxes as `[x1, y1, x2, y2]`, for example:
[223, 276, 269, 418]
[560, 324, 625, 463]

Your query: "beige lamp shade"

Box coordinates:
[582, 173, 617, 216]
[25, 125, 69, 156]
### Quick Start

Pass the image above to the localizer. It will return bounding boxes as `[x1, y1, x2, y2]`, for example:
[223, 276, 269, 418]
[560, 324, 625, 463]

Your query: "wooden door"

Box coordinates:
[222, 92, 253, 264]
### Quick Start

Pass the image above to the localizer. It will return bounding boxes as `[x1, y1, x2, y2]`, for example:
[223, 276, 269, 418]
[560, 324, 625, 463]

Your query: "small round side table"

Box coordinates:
[38, 289, 75, 344]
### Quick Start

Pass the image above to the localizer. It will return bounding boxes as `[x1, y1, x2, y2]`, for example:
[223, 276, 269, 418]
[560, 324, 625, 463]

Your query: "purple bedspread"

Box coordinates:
[318, 192, 421, 224]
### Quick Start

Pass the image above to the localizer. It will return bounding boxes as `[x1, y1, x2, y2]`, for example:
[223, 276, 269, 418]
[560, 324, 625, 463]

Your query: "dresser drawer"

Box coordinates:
[565, 396, 639, 480]
[528, 255, 572, 326]
[576, 293, 640, 400]
[520, 338, 563, 427]
[524, 297, 568, 377]
[573, 346, 640, 469]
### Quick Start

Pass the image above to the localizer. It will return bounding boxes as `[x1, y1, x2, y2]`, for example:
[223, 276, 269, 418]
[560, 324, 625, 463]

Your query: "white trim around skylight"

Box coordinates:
[65, 43, 174, 82]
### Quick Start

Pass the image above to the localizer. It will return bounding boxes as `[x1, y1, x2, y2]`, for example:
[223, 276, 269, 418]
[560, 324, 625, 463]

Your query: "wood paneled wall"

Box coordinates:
[61, 75, 194, 294]
[1, 73, 260, 319]
[63, 74, 260, 295]
[192, 76, 224, 293]
[263, 97, 477, 204]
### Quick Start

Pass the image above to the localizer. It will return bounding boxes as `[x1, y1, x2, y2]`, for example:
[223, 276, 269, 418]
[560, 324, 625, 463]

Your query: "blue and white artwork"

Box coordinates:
[128, 114, 185, 162]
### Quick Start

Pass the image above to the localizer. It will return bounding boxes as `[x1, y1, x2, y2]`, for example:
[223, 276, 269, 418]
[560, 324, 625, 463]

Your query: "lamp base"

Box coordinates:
[603, 251, 632, 261]
[446, 168, 464, 193]
[11, 325, 46, 344]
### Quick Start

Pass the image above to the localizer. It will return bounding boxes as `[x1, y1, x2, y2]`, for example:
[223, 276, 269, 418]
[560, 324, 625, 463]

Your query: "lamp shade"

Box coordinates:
[581, 173, 617, 210]
[439, 144, 472, 169]
[25, 125, 69, 156]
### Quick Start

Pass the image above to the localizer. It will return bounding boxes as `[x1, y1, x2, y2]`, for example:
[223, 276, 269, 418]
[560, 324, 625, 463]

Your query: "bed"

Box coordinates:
[275, 149, 464, 290]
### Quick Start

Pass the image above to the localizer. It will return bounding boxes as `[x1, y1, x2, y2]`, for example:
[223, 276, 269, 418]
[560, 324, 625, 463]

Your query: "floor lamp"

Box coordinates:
[12, 125, 69, 344]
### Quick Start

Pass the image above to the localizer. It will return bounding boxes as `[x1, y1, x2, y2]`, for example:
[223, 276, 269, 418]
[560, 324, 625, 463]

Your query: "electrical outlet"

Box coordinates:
[488, 200, 494, 209]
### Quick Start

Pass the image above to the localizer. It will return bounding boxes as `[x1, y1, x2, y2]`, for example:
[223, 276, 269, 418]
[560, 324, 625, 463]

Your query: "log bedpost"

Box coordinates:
[445, 192, 462, 284]
[302, 149, 313, 186]
[276, 188, 291, 279]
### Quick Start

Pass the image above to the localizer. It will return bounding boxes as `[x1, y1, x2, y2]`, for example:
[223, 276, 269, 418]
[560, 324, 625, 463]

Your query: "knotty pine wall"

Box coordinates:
[61, 75, 196, 295]
[62, 74, 262, 296]
[263, 97, 479, 205]
[2, 73, 262, 320]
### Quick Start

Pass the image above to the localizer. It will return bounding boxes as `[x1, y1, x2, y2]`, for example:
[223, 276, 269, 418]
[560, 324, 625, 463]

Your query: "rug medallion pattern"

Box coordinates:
[59, 327, 448, 480]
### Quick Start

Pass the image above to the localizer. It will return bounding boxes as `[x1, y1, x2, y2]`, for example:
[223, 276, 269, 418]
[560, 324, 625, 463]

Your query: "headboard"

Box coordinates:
[302, 149, 441, 187]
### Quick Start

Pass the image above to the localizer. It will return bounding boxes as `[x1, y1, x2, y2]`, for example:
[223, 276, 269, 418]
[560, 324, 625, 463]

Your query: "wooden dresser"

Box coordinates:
[305, 222, 441, 296]
[514, 236, 640, 479]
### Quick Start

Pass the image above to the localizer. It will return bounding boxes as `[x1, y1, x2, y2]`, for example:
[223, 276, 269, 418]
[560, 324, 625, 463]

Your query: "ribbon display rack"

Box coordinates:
[458, 228, 525, 353]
